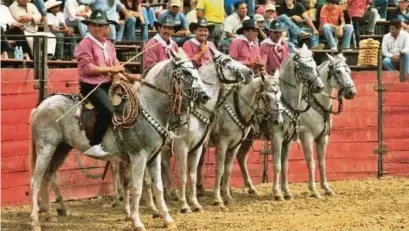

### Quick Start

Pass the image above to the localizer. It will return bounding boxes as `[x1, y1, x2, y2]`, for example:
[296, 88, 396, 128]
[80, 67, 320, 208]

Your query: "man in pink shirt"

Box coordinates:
[260, 20, 289, 75]
[182, 17, 216, 68]
[75, 10, 124, 157]
[143, 15, 179, 70]
[229, 18, 265, 74]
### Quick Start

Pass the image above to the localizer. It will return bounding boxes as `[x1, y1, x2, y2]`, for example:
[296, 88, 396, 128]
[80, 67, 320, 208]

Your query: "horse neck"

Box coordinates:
[314, 61, 333, 110]
[235, 78, 263, 121]
[139, 61, 176, 123]
[279, 57, 303, 110]
[199, 63, 223, 111]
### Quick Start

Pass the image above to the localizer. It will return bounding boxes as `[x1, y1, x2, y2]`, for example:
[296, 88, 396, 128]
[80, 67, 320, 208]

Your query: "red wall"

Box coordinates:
[1, 69, 408, 206]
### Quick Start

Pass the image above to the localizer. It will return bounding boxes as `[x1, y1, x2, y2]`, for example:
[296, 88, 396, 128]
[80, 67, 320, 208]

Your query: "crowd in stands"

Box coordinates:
[1, 0, 409, 75]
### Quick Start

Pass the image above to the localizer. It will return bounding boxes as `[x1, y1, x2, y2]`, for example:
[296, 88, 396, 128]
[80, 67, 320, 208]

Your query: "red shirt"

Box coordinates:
[228, 36, 261, 65]
[260, 38, 289, 75]
[143, 34, 178, 70]
[182, 38, 216, 68]
[75, 36, 119, 85]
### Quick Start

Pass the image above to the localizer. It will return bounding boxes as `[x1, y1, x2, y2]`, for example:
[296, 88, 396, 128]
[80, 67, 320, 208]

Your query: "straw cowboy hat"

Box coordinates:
[81, 10, 116, 25]
[154, 15, 178, 30]
[236, 18, 260, 34]
[45, 0, 62, 10]
[189, 17, 215, 34]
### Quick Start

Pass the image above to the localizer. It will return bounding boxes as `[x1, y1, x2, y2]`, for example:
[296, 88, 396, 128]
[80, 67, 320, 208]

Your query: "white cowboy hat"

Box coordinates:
[45, 0, 62, 10]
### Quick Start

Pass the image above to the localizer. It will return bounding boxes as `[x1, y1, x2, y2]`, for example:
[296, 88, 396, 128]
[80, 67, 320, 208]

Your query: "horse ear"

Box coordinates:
[168, 48, 178, 59]
[260, 71, 266, 83]
[326, 53, 335, 62]
[301, 43, 308, 52]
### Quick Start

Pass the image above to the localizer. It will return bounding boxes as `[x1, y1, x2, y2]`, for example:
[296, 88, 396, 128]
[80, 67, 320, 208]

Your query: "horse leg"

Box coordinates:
[147, 154, 176, 229]
[196, 146, 206, 197]
[221, 145, 241, 205]
[281, 142, 293, 200]
[51, 177, 67, 216]
[129, 154, 147, 230]
[316, 135, 335, 196]
[300, 133, 321, 198]
[142, 170, 161, 218]
[174, 146, 191, 213]
[161, 150, 180, 201]
[121, 162, 132, 222]
[271, 135, 284, 201]
[187, 146, 204, 212]
[213, 144, 228, 209]
[30, 142, 57, 231]
[236, 139, 258, 196]
[110, 162, 124, 208]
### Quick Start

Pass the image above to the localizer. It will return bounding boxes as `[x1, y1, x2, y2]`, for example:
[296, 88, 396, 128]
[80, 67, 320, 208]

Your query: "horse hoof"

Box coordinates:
[133, 227, 146, 231]
[248, 188, 258, 196]
[220, 206, 229, 212]
[164, 221, 177, 230]
[213, 201, 222, 206]
[125, 216, 132, 222]
[325, 191, 335, 196]
[311, 193, 322, 199]
[152, 212, 162, 219]
[224, 198, 234, 205]
[284, 195, 293, 201]
[274, 195, 284, 201]
[192, 206, 203, 212]
[179, 207, 192, 214]
[31, 225, 42, 231]
[56, 208, 67, 217]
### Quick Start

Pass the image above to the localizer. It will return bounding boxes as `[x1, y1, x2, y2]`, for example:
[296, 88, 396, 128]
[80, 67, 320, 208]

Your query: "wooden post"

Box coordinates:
[400, 53, 405, 82]
[33, 35, 48, 104]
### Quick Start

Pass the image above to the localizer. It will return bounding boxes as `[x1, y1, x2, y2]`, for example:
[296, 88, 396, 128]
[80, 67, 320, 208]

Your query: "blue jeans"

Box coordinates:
[33, 0, 46, 16]
[374, 0, 388, 18]
[288, 41, 296, 53]
[301, 27, 319, 47]
[121, 16, 148, 42]
[54, 32, 76, 59]
[224, 4, 235, 16]
[244, 0, 255, 18]
[278, 15, 318, 47]
[322, 24, 354, 49]
[142, 7, 156, 28]
[65, 17, 87, 37]
[383, 54, 409, 75]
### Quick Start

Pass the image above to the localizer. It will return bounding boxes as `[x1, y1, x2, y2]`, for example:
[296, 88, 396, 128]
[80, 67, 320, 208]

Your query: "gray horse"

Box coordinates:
[197, 44, 325, 204]
[28, 49, 209, 231]
[235, 53, 356, 200]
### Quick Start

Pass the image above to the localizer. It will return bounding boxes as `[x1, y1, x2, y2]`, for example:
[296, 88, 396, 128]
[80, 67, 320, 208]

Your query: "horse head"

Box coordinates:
[326, 53, 357, 100]
[209, 48, 254, 84]
[168, 48, 210, 104]
[259, 70, 283, 126]
[293, 44, 324, 94]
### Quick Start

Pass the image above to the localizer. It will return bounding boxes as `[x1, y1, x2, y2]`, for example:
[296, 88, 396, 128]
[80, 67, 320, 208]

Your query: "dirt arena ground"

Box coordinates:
[2, 176, 409, 231]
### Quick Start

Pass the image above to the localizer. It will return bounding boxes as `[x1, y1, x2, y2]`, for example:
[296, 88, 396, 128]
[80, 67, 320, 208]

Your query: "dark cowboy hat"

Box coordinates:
[189, 17, 215, 34]
[236, 18, 260, 35]
[154, 15, 177, 30]
[81, 10, 116, 25]
[268, 20, 286, 32]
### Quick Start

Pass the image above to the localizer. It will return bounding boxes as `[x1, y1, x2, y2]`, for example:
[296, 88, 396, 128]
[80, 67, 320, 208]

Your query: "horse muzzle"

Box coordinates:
[196, 91, 211, 104]
[272, 113, 284, 126]
[343, 87, 357, 100]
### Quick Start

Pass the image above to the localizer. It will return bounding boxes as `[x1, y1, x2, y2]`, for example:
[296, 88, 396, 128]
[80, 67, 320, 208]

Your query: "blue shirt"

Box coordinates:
[224, 0, 237, 7]
[395, 9, 409, 22]
[79, 0, 125, 22]
[158, 10, 187, 31]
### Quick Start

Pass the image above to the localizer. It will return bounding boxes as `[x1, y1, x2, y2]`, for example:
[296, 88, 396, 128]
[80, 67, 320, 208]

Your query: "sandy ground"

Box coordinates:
[2, 176, 409, 231]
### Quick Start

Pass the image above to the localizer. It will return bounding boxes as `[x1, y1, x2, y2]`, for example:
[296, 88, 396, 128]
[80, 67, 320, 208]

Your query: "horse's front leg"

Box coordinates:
[187, 145, 204, 212]
[300, 132, 321, 198]
[213, 144, 228, 209]
[281, 142, 293, 200]
[236, 139, 258, 196]
[120, 162, 132, 222]
[196, 146, 206, 197]
[161, 149, 180, 201]
[111, 162, 124, 208]
[129, 153, 147, 230]
[271, 135, 284, 201]
[316, 135, 335, 196]
[142, 170, 161, 218]
[147, 154, 176, 229]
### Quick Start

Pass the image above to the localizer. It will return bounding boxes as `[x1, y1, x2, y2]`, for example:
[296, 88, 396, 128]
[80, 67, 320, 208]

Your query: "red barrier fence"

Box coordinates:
[2, 69, 408, 206]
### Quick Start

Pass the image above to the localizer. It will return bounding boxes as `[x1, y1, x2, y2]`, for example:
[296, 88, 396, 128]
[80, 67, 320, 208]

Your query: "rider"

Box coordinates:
[260, 20, 290, 75]
[75, 10, 124, 158]
[228, 18, 265, 75]
[182, 17, 217, 69]
[143, 15, 179, 70]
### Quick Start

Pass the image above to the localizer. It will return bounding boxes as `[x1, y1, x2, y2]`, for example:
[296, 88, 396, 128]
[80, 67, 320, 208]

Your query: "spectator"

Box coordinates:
[255, 13, 268, 40]
[141, 1, 157, 30]
[64, 0, 89, 37]
[186, 0, 198, 28]
[347, 0, 378, 48]
[196, 0, 224, 46]
[256, 0, 275, 15]
[277, 0, 323, 50]
[79, 0, 135, 41]
[319, 0, 353, 51]
[260, 20, 289, 74]
[382, 19, 409, 75]
[183, 17, 217, 68]
[46, 0, 76, 60]
[263, 3, 278, 28]
[223, 2, 250, 39]
[1, 0, 29, 59]
[158, 0, 190, 46]
[394, 0, 409, 30]
[373, 0, 388, 20]
[120, 0, 148, 42]
[32, 0, 47, 23]
[9, 0, 57, 57]
[229, 18, 265, 74]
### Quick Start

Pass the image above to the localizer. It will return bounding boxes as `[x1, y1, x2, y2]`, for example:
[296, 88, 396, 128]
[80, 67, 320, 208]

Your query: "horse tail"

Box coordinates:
[28, 108, 37, 175]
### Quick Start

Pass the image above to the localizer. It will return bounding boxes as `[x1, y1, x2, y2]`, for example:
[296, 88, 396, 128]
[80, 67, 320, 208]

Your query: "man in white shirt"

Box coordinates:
[382, 19, 409, 76]
[186, 0, 197, 30]
[219, 1, 250, 53]
[0, 1, 24, 59]
[64, 0, 89, 37]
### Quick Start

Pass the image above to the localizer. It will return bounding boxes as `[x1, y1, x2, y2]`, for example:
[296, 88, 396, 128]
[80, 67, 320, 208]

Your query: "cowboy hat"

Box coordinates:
[265, 3, 276, 12]
[189, 17, 215, 34]
[154, 15, 177, 30]
[236, 18, 259, 34]
[81, 10, 116, 25]
[268, 20, 285, 32]
[45, 0, 62, 10]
